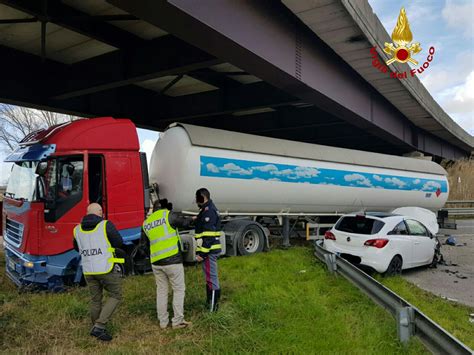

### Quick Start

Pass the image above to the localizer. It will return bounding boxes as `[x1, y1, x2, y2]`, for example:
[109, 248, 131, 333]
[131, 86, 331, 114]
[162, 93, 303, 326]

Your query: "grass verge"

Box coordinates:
[380, 276, 473, 349]
[0, 247, 465, 354]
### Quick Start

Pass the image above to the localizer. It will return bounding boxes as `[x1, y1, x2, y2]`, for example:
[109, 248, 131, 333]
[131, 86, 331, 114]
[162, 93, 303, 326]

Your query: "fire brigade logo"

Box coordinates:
[383, 8, 422, 65]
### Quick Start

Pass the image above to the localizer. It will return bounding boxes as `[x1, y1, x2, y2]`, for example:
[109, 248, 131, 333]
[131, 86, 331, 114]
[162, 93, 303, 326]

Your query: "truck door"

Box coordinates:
[103, 152, 144, 231]
[88, 155, 106, 215]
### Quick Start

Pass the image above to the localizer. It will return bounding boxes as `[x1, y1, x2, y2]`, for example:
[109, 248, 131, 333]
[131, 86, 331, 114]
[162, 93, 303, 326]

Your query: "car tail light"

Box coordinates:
[324, 231, 336, 240]
[364, 239, 389, 248]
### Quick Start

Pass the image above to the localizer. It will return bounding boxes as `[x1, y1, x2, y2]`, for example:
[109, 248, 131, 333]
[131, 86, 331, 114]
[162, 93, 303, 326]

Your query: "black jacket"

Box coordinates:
[195, 199, 221, 256]
[143, 210, 192, 266]
[73, 214, 123, 252]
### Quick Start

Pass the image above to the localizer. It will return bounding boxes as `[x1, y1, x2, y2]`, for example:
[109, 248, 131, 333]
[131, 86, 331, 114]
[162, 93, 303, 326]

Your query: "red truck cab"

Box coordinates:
[3, 117, 148, 290]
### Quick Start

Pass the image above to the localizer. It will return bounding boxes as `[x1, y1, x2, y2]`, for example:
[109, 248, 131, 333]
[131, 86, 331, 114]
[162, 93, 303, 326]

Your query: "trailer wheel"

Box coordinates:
[236, 224, 265, 256]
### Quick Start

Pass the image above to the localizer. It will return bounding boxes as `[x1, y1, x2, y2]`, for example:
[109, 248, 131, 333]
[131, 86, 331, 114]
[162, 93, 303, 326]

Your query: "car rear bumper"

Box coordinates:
[323, 240, 391, 273]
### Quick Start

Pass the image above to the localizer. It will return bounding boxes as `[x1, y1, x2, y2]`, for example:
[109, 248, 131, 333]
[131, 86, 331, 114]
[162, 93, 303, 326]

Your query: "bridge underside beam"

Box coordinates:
[109, 0, 467, 159]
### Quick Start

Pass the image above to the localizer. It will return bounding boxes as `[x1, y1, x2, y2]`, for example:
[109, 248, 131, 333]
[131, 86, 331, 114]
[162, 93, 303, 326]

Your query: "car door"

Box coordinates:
[388, 221, 413, 268]
[405, 219, 435, 266]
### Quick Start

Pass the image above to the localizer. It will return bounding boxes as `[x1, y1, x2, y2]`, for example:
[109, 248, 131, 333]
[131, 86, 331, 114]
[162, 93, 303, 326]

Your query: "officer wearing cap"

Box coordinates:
[193, 188, 222, 312]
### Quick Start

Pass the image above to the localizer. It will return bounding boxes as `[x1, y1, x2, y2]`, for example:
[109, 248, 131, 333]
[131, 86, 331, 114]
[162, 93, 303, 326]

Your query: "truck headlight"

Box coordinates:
[23, 261, 34, 268]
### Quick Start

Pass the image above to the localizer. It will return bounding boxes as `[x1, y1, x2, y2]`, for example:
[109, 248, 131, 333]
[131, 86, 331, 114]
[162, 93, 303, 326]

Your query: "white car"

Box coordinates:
[323, 207, 440, 275]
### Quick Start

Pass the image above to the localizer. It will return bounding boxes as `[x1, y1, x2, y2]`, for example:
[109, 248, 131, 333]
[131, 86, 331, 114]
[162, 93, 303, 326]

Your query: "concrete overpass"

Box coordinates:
[0, 0, 472, 159]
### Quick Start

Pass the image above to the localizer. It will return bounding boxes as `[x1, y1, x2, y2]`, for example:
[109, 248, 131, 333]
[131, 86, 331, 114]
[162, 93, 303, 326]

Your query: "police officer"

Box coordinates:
[73, 203, 124, 341]
[194, 188, 222, 312]
[143, 199, 192, 329]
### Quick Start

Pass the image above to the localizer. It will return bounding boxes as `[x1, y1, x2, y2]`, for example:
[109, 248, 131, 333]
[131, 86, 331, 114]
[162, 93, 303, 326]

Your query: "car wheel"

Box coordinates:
[385, 255, 403, 276]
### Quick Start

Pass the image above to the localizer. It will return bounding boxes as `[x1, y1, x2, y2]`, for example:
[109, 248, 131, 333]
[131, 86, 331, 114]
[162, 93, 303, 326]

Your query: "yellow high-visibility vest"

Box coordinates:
[143, 209, 180, 263]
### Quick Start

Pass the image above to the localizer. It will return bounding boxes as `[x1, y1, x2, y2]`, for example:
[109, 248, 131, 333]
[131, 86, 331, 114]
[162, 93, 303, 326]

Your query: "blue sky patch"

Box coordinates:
[200, 156, 447, 193]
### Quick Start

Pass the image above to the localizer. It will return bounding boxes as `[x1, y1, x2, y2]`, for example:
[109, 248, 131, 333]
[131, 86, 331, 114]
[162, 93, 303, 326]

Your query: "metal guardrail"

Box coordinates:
[313, 241, 472, 355]
[445, 200, 474, 204]
[441, 208, 474, 217]
[441, 201, 474, 217]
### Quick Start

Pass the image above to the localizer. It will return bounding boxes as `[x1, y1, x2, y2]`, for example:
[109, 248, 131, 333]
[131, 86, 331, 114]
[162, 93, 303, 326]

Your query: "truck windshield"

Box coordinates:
[5, 161, 39, 201]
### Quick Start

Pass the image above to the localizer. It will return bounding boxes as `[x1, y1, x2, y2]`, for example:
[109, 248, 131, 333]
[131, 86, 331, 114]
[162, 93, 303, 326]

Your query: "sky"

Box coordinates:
[0, 0, 472, 185]
[137, 128, 160, 165]
[368, 0, 474, 135]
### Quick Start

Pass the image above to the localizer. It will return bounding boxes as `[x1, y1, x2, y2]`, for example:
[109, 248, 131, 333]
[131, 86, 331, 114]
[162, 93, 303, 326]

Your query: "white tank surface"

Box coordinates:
[149, 124, 449, 214]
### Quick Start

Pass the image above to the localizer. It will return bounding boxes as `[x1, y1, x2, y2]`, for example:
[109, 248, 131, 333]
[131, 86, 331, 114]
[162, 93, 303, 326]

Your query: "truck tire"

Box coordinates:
[236, 224, 265, 256]
[115, 248, 132, 276]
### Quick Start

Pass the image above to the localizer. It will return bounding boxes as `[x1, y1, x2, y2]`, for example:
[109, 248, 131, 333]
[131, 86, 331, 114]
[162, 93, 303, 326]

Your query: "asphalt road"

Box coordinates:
[403, 219, 474, 307]
[446, 219, 474, 236]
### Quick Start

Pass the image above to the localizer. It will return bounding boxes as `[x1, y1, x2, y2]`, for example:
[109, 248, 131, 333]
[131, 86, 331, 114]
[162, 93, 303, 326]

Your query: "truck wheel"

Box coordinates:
[385, 255, 403, 276]
[115, 248, 132, 276]
[236, 224, 265, 256]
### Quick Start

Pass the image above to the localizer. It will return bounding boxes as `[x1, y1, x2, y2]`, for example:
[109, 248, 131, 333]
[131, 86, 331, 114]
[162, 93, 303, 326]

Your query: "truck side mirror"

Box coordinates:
[45, 197, 56, 210]
[36, 161, 48, 175]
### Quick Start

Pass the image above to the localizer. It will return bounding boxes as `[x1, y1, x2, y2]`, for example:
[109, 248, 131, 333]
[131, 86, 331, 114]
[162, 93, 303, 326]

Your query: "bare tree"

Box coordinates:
[0, 105, 79, 152]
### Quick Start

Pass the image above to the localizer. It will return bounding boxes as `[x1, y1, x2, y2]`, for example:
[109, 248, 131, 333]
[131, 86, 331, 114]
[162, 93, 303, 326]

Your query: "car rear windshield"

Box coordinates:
[335, 216, 385, 235]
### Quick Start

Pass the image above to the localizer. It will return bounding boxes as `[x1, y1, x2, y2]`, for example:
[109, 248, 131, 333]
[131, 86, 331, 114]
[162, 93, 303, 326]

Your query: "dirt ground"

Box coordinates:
[403, 219, 474, 307]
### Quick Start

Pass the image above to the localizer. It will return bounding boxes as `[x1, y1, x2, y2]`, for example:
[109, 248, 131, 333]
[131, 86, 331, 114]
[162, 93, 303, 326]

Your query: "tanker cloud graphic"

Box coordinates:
[344, 173, 373, 187]
[294, 166, 320, 178]
[252, 164, 278, 172]
[422, 181, 441, 191]
[269, 166, 320, 179]
[206, 160, 321, 181]
[220, 163, 252, 175]
[270, 168, 293, 177]
[206, 163, 220, 173]
[384, 177, 406, 188]
[201, 156, 445, 194]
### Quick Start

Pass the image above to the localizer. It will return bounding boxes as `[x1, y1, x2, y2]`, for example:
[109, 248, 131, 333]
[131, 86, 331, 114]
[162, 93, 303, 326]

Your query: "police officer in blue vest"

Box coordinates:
[193, 188, 222, 312]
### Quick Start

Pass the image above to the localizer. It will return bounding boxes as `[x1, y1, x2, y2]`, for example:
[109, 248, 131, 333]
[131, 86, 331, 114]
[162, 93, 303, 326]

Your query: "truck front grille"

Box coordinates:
[5, 218, 24, 248]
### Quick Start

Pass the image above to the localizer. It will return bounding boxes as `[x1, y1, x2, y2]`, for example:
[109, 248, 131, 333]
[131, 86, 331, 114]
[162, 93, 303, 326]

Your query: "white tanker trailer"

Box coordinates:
[149, 123, 448, 257]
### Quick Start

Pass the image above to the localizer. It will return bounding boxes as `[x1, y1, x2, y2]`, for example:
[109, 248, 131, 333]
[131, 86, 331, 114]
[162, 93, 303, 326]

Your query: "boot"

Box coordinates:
[90, 326, 113, 341]
[206, 286, 212, 307]
[209, 289, 221, 312]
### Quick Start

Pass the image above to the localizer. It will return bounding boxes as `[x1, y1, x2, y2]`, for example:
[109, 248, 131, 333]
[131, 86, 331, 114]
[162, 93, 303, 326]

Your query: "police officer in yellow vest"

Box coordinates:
[143, 199, 192, 329]
[73, 203, 124, 341]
